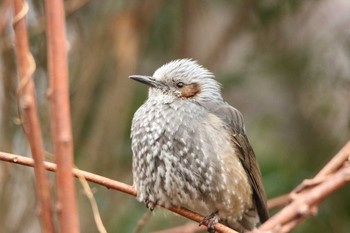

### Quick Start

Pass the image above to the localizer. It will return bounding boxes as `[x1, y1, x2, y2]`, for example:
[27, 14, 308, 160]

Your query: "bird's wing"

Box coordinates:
[200, 101, 269, 223]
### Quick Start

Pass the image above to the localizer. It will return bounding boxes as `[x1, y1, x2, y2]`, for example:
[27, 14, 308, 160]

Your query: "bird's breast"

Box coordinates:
[131, 99, 252, 219]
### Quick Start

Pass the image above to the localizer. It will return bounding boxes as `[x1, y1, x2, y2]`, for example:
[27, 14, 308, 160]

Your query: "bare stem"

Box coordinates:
[258, 140, 350, 232]
[12, 1, 55, 232]
[2, 144, 349, 233]
[44, 0, 79, 231]
[0, 151, 237, 233]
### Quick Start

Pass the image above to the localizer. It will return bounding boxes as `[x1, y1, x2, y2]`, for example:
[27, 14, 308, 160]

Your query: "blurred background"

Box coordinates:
[1, 0, 350, 232]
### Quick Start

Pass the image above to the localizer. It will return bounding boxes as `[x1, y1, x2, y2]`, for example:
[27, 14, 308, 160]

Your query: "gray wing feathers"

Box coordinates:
[201, 101, 269, 222]
[200, 101, 245, 134]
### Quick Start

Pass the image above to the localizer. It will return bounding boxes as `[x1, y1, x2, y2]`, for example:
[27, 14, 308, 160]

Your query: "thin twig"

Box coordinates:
[76, 166, 107, 233]
[41, 150, 107, 233]
[44, 0, 80, 231]
[2, 142, 350, 233]
[153, 223, 207, 233]
[0, 151, 237, 233]
[267, 193, 291, 210]
[31, 0, 90, 35]
[315, 141, 350, 178]
[266, 141, 350, 210]
[133, 211, 152, 233]
[3, 142, 349, 233]
[258, 141, 350, 232]
[12, 1, 54, 232]
[259, 164, 350, 232]
[0, 0, 12, 35]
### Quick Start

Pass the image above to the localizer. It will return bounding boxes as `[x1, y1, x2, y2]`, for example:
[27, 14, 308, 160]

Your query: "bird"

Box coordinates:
[129, 59, 268, 232]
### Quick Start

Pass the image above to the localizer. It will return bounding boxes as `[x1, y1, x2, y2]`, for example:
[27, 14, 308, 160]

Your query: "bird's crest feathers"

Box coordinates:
[152, 59, 223, 101]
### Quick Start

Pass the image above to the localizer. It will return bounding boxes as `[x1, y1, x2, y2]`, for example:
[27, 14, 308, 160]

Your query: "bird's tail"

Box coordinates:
[226, 208, 259, 232]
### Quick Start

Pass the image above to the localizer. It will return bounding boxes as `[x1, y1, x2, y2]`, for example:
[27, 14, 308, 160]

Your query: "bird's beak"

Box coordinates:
[129, 75, 162, 89]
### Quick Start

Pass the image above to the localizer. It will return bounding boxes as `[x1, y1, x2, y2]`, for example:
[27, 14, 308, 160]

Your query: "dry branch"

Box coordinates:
[75, 169, 107, 233]
[12, 1, 54, 232]
[153, 223, 207, 233]
[133, 211, 152, 233]
[259, 164, 350, 232]
[0, 152, 236, 233]
[1, 141, 349, 233]
[44, 0, 79, 231]
[315, 141, 350, 178]
[267, 141, 350, 211]
[0, 0, 12, 35]
[267, 193, 290, 210]
[258, 140, 350, 232]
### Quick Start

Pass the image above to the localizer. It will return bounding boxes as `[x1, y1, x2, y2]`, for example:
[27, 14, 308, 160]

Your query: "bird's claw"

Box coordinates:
[145, 199, 156, 211]
[199, 211, 219, 233]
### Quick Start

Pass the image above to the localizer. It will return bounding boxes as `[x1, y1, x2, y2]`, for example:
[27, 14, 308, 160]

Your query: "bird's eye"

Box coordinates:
[176, 82, 185, 88]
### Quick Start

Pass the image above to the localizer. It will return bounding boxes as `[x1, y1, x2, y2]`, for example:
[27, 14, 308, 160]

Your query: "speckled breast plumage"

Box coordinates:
[131, 97, 253, 224]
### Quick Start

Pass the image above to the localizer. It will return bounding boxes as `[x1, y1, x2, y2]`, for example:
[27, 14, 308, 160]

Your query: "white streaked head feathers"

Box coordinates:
[151, 59, 223, 101]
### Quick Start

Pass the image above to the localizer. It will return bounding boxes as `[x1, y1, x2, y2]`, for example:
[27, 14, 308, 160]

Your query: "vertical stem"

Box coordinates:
[44, 0, 80, 232]
[12, 1, 55, 232]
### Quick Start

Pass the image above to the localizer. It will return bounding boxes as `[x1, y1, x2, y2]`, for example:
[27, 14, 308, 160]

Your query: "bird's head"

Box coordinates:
[129, 59, 223, 102]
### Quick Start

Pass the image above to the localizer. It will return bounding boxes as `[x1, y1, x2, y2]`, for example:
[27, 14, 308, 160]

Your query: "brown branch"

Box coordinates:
[153, 223, 207, 233]
[0, 152, 136, 195]
[132, 211, 152, 233]
[44, 0, 79, 232]
[12, 1, 55, 232]
[167, 206, 237, 233]
[0, 0, 12, 35]
[259, 164, 350, 232]
[75, 167, 107, 233]
[2, 139, 350, 233]
[258, 140, 350, 232]
[0, 152, 237, 233]
[266, 141, 350, 211]
[31, 0, 90, 35]
[315, 141, 350, 178]
[267, 193, 291, 210]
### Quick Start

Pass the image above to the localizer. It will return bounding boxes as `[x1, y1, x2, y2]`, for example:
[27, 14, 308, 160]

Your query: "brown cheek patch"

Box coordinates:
[181, 83, 201, 98]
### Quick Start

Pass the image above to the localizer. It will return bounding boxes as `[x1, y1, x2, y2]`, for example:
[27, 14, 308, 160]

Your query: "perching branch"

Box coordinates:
[315, 141, 350, 178]
[0, 151, 237, 233]
[259, 164, 350, 232]
[12, 1, 54, 232]
[44, 0, 79, 231]
[257, 140, 350, 232]
[1, 140, 349, 233]
[152, 223, 207, 233]
[267, 141, 350, 210]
